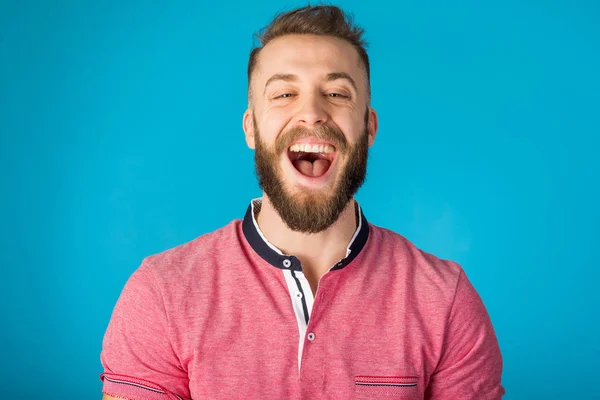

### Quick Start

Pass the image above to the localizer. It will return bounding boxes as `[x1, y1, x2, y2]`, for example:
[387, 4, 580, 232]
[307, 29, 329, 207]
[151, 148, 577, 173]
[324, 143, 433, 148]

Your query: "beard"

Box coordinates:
[253, 111, 369, 234]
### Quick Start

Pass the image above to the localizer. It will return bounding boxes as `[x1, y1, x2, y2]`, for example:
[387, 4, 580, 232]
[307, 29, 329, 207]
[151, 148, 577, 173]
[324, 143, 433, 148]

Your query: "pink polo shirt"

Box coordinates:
[100, 199, 504, 399]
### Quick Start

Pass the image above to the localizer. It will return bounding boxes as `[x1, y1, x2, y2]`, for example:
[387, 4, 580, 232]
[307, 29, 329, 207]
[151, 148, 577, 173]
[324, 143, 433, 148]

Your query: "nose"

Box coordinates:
[294, 94, 328, 127]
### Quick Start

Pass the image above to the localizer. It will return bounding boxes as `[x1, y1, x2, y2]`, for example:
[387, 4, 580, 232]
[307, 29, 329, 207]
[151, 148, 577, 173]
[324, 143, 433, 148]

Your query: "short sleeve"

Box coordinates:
[100, 261, 190, 400]
[425, 269, 505, 399]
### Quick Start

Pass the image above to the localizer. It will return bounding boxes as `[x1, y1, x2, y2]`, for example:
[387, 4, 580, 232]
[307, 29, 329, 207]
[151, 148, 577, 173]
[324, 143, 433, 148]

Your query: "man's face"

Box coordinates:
[243, 34, 378, 233]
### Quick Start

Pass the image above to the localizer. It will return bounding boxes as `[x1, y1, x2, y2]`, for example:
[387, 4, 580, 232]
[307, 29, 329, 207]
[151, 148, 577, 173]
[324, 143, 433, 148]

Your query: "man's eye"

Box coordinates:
[275, 93, 294, 99]
[328, 93, 348, 98]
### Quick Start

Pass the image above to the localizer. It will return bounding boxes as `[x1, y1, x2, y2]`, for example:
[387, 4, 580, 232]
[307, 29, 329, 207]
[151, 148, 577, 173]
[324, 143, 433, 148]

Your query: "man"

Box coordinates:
[100, 5, 504, 399]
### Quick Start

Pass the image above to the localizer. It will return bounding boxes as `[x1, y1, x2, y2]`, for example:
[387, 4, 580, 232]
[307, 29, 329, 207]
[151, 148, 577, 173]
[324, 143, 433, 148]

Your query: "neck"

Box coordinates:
[256, 194, 358, 290]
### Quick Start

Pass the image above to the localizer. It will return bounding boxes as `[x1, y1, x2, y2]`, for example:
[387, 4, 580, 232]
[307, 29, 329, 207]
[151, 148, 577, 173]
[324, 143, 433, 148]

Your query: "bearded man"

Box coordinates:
[100, 5, 505, 400]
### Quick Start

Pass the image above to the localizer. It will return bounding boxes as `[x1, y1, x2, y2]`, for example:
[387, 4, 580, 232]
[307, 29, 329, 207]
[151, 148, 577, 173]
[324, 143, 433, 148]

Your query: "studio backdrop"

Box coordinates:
[1, 1, 598, 398]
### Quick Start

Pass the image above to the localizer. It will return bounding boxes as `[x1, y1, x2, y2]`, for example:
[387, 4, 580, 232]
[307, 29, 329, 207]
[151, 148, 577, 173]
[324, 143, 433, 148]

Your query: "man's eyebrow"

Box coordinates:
[262, 72, 358, 95]
[263, 74, 298, 95]
[326, 72, 357, 92]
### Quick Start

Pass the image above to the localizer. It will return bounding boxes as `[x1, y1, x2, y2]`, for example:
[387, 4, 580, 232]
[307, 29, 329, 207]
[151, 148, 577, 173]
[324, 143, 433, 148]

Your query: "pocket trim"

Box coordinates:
[355, 376, 418, 387]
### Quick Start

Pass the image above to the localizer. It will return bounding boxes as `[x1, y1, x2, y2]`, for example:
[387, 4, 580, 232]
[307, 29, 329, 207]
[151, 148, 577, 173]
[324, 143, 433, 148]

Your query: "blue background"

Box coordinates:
[1, 1, 598, 398]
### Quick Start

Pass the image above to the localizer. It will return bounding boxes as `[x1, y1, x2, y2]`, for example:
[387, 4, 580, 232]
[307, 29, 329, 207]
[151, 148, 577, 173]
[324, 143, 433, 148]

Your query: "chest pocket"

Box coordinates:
[354, 376, 421, 400]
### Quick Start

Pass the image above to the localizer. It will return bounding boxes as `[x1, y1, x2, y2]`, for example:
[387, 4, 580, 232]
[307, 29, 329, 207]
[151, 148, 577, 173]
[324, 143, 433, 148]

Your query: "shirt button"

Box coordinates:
[296, 292, 303, 299]
[307, 332, 315, 341]
[282, 259, 292, 268]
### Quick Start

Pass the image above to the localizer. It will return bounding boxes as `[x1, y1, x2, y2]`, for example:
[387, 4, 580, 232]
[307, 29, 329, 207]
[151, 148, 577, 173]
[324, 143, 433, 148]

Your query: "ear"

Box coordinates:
[367, 107, 379, 147]
[243, 109, 256, 149]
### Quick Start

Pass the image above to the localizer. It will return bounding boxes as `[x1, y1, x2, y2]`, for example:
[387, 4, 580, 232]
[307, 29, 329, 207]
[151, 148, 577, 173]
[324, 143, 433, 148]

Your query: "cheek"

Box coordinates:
[260, 111, 289, 142]
[338, 121, 365, 146]
[329, 108, 365, 138]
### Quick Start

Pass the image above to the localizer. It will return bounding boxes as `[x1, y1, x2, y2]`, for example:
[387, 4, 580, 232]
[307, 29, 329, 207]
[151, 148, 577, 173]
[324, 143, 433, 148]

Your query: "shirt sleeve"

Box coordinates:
[425, 269, 505, 399]
[100, 260, 190, 400]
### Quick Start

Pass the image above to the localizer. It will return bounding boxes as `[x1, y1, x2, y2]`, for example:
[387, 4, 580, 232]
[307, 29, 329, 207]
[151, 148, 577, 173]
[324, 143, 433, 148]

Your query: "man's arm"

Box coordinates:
[425, 269, 505, 399]
[100, 261, 190, 399]
[102, 395, 119, 400]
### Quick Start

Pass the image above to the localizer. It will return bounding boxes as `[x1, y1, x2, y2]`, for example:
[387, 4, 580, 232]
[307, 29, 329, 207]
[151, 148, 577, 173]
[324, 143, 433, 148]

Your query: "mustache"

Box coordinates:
[274, 125, 349, 154]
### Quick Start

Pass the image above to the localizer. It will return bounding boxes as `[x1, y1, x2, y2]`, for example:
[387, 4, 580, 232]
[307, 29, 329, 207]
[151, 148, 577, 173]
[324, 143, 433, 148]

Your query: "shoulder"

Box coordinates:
[105, 220, 245, 343]
[367, 223, 464, 297]
[140, 219, 243, 284]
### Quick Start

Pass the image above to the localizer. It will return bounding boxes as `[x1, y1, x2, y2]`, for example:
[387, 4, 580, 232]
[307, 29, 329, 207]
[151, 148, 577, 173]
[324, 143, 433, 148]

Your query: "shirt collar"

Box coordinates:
[242, 198, 370, 271]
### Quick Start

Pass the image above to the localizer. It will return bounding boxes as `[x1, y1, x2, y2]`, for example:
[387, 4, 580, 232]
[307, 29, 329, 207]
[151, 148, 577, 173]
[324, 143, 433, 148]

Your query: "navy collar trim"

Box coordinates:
[242, 198, 370, 272]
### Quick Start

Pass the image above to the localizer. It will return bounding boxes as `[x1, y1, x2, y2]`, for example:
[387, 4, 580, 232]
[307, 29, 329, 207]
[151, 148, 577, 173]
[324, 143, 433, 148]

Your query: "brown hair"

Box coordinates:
[247, 5, 370, 104]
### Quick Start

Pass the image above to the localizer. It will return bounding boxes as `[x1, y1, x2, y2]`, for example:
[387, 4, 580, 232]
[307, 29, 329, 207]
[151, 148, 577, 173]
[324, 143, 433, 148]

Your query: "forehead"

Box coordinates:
[253, 34, 364, 88]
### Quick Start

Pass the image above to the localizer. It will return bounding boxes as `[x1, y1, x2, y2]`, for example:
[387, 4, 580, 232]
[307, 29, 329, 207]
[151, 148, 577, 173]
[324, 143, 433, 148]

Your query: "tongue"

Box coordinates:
[294, 159, 331, 177]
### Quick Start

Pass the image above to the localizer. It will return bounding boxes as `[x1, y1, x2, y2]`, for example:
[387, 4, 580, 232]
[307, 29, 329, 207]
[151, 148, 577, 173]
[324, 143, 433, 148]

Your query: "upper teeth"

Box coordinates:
[289, 144, 335, 153]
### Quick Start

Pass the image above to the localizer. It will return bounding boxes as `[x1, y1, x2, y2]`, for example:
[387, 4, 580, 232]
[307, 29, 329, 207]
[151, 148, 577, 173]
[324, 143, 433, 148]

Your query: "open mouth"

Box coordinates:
[287, 143, 336, 178]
